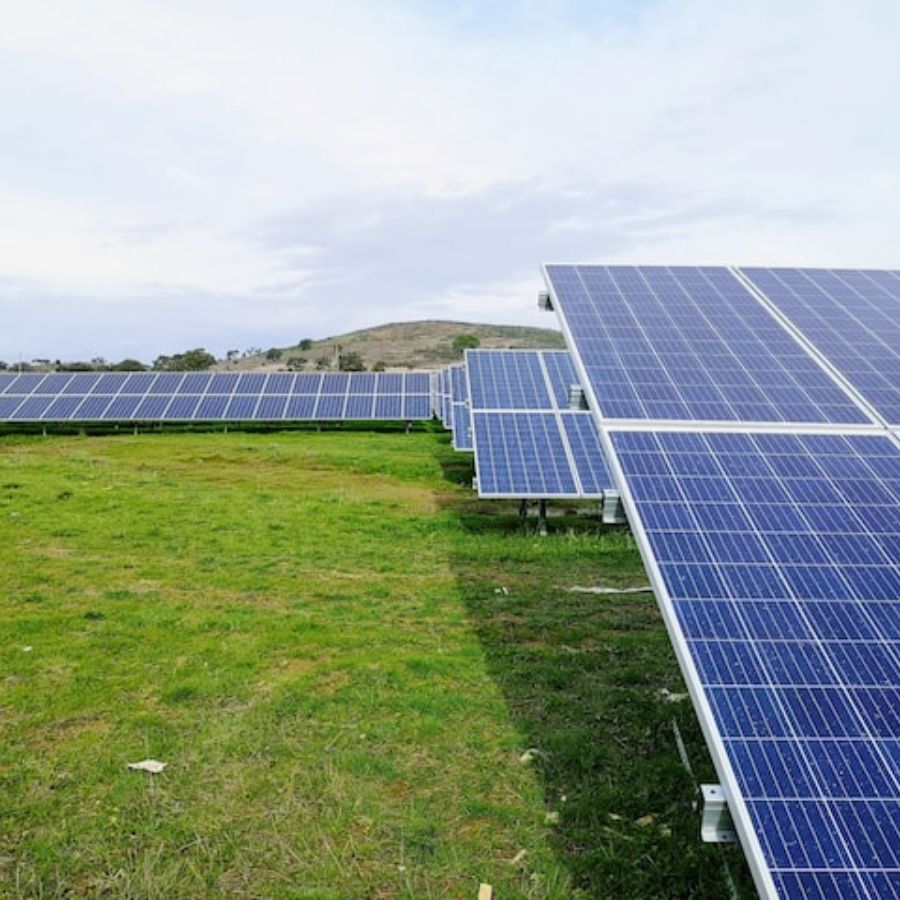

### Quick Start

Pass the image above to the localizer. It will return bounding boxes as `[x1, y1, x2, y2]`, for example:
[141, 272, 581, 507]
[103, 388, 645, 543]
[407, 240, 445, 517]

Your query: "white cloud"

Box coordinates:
[1, 0, 899, 359]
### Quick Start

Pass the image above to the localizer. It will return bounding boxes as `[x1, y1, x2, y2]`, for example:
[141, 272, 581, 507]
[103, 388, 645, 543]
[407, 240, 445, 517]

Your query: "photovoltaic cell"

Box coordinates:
[739, 268, 900, 426]
[610, 429, 900, 898]
[544, 266, 872, 425]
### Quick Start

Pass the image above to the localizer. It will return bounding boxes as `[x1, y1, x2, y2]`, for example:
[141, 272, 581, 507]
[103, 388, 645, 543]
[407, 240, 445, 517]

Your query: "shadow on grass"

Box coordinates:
[434, 444, 755, 899]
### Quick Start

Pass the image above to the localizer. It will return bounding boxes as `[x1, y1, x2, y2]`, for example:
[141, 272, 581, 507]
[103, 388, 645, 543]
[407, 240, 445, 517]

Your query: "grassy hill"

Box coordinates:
[217, 320, 567, 371]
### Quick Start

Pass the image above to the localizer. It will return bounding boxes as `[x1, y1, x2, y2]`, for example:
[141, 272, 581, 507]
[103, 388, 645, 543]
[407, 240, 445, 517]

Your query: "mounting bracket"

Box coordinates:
[699, 784, 738, 844]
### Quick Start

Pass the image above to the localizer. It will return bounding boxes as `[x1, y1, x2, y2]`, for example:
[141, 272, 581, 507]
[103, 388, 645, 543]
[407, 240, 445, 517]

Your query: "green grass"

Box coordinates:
[0, 431, 752, 897]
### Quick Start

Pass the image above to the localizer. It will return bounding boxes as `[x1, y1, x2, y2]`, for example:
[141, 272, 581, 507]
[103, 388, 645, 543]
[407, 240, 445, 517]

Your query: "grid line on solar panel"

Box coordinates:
[738, 268, 900, 426]
[608, 429, 900, 894]
[544, 265, 874, 425]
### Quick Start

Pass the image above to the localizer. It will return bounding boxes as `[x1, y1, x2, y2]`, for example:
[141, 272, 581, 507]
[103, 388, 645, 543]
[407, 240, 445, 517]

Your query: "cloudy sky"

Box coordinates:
[2, 0, 899, 363]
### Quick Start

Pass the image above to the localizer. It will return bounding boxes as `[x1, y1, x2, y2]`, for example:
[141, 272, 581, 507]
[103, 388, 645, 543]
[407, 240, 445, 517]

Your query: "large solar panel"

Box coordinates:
[609, 429, 900, 899]
[466, 349, 612, 499]
[544, 265, 873, 425]
[546, 262, 899, 899]
[737, 268, 900, 426]
[0, 371, 434, 423]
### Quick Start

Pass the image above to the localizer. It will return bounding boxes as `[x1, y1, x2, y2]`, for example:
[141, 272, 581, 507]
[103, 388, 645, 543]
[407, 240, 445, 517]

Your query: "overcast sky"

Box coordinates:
[2, 0, 899, 362]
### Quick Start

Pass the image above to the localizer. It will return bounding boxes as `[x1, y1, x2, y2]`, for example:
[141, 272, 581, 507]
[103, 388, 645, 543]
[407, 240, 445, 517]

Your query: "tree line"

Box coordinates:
[1, 333, 480, 373]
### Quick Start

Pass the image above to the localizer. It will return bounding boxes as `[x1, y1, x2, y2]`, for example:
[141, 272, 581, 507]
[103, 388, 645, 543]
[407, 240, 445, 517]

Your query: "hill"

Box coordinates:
[217, 320, 566, 371]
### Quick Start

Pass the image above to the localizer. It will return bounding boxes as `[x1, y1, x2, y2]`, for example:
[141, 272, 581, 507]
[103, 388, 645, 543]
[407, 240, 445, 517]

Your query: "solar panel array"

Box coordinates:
[449, 364, 473, 451]
[466, 349, 612, 499]
[0, 371, 433, 423]
[544, 264, 900, 900]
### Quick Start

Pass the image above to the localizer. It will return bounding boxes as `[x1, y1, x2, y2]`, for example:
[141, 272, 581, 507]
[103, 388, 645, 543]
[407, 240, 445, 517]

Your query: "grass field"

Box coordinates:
[0, 429, 752, 898]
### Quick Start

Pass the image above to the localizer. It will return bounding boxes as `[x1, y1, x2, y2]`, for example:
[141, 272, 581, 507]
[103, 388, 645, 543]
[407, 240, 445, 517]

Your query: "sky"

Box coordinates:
[2, 0, 899, 363]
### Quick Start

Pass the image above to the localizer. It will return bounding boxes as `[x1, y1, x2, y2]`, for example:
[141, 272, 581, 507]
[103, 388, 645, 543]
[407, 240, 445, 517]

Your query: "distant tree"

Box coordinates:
[226, 349, 240, 362]
[33, 358, 51, 368]
[112, 358, 148, 371]
[58, 361, 95, 371]
[299, 338, 314, 351]
[243, 347, 262, 358]
[91, 357, 109, 370]
[153, 348, 217, 371]
[0, 361, 7, 370]
[452, 334, 480, 355]
[286, 356, 307, 371]
[315, 355, 331, 370]
[338, 351, 366, 372]
[372, 360, 387, 372]
[265, 347, 283, 361]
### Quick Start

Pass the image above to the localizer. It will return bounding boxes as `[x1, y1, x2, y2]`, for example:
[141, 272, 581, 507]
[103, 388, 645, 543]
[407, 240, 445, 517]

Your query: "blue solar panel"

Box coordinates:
[43, 395, 84, 419]
[254, 395, 288, 420]
[264, 373, 295, 394]
[374, 395, 403, 419]
[0, 396, 24, 417]
[610, 429, 900, 897]
[345, 394, 375, 418]
[284, 395, 317, 419]
[405, 372, 430, 394]
[12, 395, 54, 419]
[208, 373, 239, 394]
[102, 395, 143, 419]
[466, 350, 552, 410]
[33, 373, 74, 394]
[452, 403, 472, 451]
[73, 395, 113, 419]
[315, 394, 345, 418]
[292, 374, 322, 394]
[225, 395, 259, 418]
[472, 411, 578, 497]
[163, 395, 202, 420]
[377, 373, 403, 393]
[235, 373, 267, 394]
[739, 268, 900, 426]
[134, 394, 172, 418]
[148, 374, 184, 394]
[450, 365, 468, 403]
[542, 350, 580, 408]
[544, 266, 872, 425]
[0, 370, 436, 425]
[403, 395, 432, 420]
[194, 395, 229, 419]
[561, 413, 610, 495]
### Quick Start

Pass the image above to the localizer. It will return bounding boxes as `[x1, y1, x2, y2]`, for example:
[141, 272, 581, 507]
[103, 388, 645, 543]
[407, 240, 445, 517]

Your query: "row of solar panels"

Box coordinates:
[0, 371, 433, 422]
[433, 350, 614, 500]
[541, 265, 900, 900]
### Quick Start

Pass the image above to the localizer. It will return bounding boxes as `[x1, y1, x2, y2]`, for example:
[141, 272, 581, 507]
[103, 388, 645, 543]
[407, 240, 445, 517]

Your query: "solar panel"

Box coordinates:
[738, 268, 900, 426]
[467, 350, 552, 410]
[452, 403, 472, 451]
[609, 429, 900, 899]
[544, 266, 873, 425]
[465, 349, 613, 498]
[0, 370, 434, 424]
[472, 411, 579, 497]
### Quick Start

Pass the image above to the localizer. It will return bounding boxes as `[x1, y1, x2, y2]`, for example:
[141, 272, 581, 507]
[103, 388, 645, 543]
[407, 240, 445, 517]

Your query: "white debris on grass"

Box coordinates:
[127, 759, 166, 774]
[657, 688, 689, 703]
[519, 748, 546, 764]
[568, 585, 652, 595]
